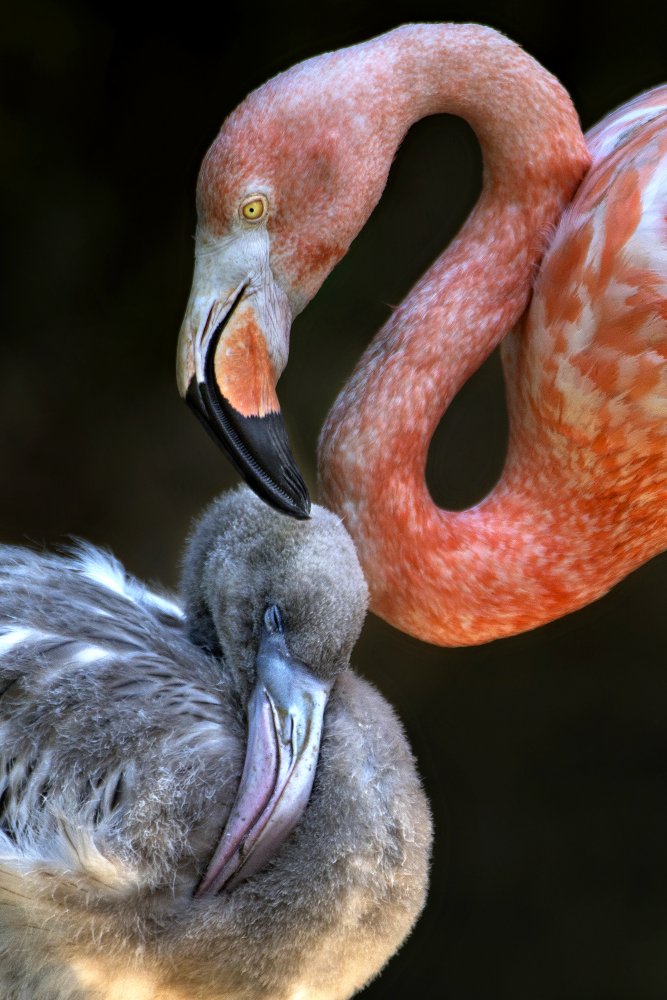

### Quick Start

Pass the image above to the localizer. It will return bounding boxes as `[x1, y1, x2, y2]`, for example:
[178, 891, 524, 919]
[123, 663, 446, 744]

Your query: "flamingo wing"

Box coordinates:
[509, 88, 667, 459]
[0, 544, 234, 909]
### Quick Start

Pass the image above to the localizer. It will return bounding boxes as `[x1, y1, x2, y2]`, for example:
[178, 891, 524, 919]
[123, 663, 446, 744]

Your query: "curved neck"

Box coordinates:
[318, 25, 591, 645]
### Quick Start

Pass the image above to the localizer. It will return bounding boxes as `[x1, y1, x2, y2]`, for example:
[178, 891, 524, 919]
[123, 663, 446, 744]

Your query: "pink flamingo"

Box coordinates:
[177, 24, 667, 646]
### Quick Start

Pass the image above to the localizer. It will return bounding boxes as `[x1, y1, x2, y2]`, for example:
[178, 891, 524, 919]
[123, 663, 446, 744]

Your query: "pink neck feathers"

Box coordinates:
[318, 25, 592, 645]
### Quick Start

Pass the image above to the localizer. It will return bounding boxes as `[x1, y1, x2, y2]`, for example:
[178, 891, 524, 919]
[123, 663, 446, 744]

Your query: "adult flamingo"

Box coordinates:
[177, 24, 667, 646]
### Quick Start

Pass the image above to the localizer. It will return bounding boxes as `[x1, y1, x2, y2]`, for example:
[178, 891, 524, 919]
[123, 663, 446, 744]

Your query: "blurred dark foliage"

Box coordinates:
[1, 1, 666, 997]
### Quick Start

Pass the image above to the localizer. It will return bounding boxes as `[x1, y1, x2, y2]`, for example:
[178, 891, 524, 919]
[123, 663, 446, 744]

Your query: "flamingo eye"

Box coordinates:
[240, 195, 268, 223]
[263, 604, 284, 634]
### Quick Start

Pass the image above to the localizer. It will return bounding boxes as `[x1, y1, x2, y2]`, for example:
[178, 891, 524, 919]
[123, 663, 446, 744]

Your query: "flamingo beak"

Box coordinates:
[177, 279, 310, 520]
[195, 610, 331, 896]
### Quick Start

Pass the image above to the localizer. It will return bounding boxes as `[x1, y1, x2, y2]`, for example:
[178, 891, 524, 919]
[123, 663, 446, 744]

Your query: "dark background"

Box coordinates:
[1, 1, 666, 997]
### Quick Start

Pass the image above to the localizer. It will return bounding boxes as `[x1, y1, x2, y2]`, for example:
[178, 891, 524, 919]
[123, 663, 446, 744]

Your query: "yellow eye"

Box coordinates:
[240, 196, 267, 222]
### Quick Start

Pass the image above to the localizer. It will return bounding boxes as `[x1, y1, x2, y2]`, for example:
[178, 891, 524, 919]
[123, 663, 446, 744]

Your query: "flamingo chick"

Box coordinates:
[0, 488, 431, 1000]
[178, 23, 666, 645]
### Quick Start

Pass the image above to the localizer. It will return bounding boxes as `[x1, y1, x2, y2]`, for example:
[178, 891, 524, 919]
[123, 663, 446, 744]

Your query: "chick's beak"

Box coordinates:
[177, 275, 310, 519]
[195, 611, 331, 896]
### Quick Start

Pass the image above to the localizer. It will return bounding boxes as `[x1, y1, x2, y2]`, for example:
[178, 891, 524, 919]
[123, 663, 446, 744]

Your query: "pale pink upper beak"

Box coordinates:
[195, 606, 331, 894]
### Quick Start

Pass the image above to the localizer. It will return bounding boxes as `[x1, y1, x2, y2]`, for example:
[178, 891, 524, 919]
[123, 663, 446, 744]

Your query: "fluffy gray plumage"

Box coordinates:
[0, 487, 431, 1000]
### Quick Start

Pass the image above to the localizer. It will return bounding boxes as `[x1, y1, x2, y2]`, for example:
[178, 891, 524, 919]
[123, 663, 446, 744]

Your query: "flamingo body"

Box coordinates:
[319, 82, 667, 645]
[179, 24, 666, 646]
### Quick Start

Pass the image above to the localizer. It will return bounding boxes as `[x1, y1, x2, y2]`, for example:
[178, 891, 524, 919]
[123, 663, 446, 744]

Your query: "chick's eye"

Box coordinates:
[240, 196, 267, 222]
[264, 604, 284, 634]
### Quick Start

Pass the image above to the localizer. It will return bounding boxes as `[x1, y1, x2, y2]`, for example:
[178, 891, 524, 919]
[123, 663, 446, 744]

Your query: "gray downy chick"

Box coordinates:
[0, 487, 432, 1000]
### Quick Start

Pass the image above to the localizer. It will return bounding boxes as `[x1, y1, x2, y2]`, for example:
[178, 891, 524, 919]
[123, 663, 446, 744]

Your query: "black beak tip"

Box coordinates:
[285, 491, 311, 520]
[185, 379, 311, 520]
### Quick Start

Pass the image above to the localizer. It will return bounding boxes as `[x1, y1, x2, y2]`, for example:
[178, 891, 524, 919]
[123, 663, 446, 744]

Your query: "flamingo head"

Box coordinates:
[177, 35, 404, 517]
